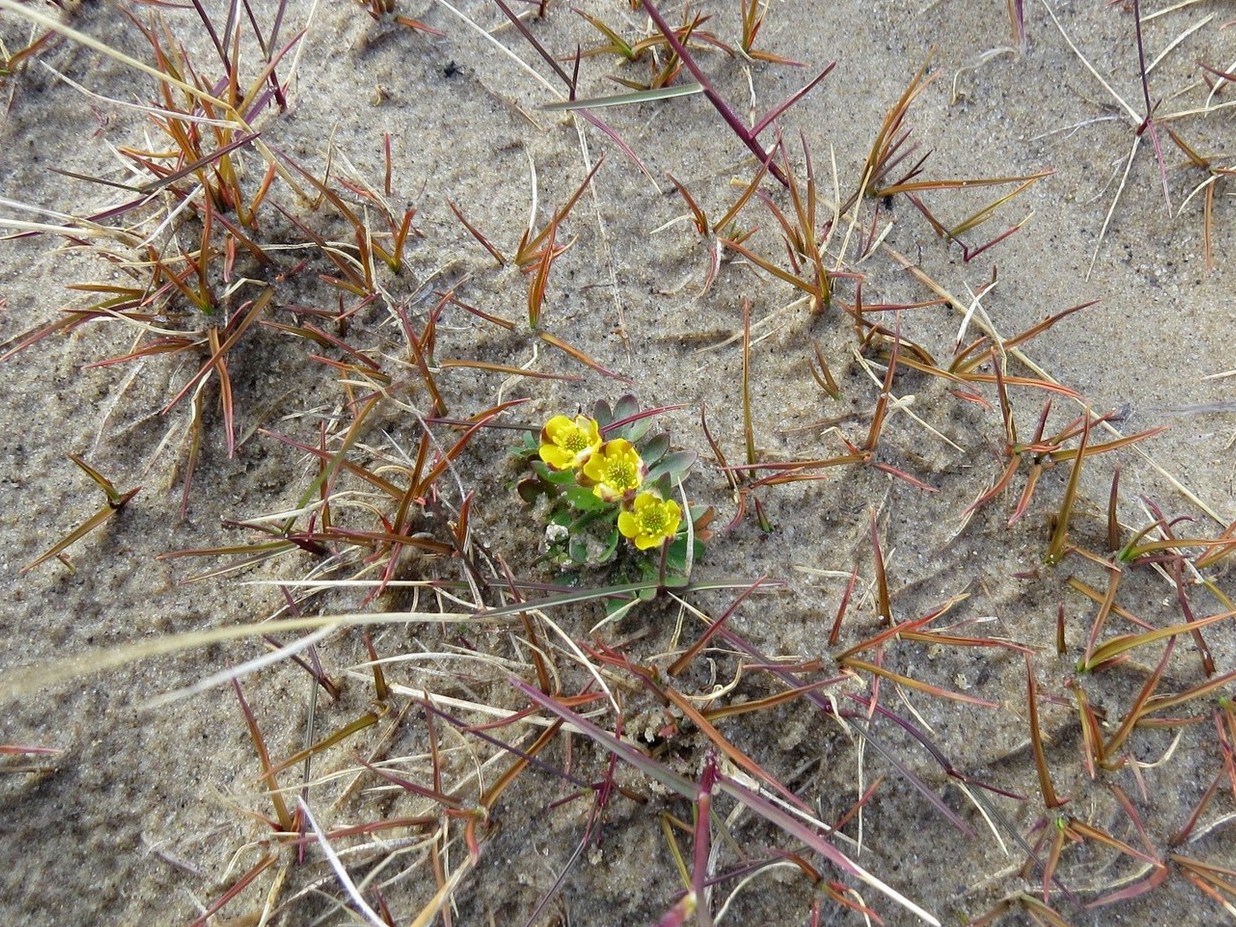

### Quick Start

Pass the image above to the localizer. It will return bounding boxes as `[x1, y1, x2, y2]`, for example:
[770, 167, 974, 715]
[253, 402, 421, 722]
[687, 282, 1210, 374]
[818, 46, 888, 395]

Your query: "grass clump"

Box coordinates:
[1, 1, 1234, 926]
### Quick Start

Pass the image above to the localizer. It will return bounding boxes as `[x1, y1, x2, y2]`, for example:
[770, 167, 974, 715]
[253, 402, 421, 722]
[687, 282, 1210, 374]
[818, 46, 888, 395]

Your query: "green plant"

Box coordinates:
[2, 2, 1235, 926]
[514, 397, 711, 608]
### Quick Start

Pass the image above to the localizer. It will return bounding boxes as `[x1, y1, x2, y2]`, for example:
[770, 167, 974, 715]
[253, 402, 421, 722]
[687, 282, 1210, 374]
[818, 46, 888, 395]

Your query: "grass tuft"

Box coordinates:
[1, 1, 1233, 924]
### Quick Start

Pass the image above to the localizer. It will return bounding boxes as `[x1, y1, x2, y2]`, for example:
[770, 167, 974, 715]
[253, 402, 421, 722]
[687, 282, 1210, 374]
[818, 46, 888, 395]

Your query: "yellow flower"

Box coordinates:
[538, 414, 601, 470]
[618, 491, 682, 550]
[580, 438, 645, 502]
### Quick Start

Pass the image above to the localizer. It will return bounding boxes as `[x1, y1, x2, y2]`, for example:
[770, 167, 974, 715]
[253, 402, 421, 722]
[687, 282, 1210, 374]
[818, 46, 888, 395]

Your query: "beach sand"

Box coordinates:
[1, 2, 1233, 924]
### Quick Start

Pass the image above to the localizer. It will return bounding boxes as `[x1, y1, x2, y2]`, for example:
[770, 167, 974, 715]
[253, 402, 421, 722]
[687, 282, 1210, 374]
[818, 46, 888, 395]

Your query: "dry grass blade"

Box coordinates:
[447, 198, 507, 266]
[232, 679, 293, 833]
[21, 455, 140, 574]
[1101, 640, 1175, 763]
[668, 576, 767, 677]
[185, 852, 278, 927]
[3, 2, 1234, 924]
[537, 331, 633, 382]
[739, 0, 802, 65]
[854, 58, 934, 207]
[540, 82, 703, 111]
[1081, 609, 1236, 672]
[639, 0, 789, 187]
[869, 511, 892, 625]
[298, 798, 386, 927]
[515, 680, 942, 925]
[1044, 414, 1089, 565]
[1026, 656, 1063, 809]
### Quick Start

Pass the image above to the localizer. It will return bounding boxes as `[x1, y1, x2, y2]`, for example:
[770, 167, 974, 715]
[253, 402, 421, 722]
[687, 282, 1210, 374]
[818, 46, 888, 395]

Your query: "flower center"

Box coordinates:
[563, 432, 589, 453]
[640, 508, 666, 533]
[607, 460, 636, 489]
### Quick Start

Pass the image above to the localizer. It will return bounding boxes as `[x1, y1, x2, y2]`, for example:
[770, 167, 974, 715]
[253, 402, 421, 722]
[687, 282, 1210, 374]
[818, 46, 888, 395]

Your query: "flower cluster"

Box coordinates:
[537, 414, 681, 550]
[515, 396, 711, 585]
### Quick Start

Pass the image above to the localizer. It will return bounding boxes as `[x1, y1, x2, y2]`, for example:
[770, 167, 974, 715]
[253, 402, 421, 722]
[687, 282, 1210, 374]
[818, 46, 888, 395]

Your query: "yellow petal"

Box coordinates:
[617, 509, 639, 539]
[634, 531, 662, 550]
[539, 444, 576, 469]
[578, 416, 601, 447]
[542, 415, 575, 443]
[662, 500, 682, 537]
[581, 452, 606, 483]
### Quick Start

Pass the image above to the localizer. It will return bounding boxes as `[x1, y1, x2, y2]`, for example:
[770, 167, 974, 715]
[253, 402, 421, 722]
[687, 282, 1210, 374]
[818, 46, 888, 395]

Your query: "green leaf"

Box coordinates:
[564, 484, 609, 511]
[599, 526, 621, 563]
[604, 595, 641, 622]
[666, 534, 690, 568]
[619, 416, 652, 443]
[647, 450, 696, 483]
[639, 432, 669, 465]
[613, 394, 640, 422]
[517, 477, 546, 504]
[647, 473, 673, 499]
[533, 462, 577, 486]
[569, 534, 589, 564]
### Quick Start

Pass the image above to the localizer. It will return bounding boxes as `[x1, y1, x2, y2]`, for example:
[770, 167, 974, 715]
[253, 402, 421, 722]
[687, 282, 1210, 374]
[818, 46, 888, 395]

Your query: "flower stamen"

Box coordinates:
[618, 491, 682, 550]
[581, 438, 645, 502]
[538, 414, 602, 470]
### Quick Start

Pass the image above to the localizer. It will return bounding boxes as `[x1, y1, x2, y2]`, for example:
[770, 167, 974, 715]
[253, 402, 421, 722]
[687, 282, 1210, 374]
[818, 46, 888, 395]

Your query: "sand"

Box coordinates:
[1, 1, 1234, 925]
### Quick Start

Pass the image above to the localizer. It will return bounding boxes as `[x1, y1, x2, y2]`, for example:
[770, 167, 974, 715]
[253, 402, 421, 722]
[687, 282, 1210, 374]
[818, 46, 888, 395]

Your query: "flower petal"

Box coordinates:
[539, 444, 576, 469]
[538, 414, 602, 470]
[620, 491, 682, 550]
[542, 415, 575, 443]
[581, 439, 645, 501]
[617, 509, 639, 539]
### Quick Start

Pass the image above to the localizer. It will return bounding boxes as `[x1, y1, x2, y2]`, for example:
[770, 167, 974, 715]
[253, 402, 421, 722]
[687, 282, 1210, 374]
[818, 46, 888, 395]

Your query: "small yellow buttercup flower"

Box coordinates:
[580, 438, 645, 502]
[618, 491, 682, 550]
[538, 414, 602, 470]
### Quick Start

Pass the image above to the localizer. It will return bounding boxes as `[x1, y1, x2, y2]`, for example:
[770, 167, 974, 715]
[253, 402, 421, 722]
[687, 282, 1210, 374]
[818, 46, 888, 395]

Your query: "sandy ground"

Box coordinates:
[1, 1, 1234, 925]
